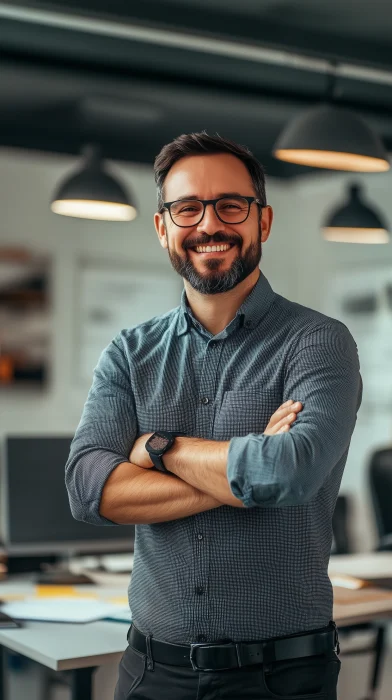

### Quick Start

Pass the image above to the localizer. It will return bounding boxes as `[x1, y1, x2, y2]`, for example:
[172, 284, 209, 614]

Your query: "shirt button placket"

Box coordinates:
[193, 339, 218, 642]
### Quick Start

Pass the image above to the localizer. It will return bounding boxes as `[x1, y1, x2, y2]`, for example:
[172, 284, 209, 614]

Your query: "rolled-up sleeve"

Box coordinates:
[65, 335, 137, 525]
[227, 322, 362, 508]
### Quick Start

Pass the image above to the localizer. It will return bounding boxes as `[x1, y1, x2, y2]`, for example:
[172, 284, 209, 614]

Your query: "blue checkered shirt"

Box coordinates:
[65, 271, 362, 643]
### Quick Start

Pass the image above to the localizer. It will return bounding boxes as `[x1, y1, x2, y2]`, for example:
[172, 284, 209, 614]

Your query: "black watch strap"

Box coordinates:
[150, 451, 169, 473]
[146, 431, 186, 474]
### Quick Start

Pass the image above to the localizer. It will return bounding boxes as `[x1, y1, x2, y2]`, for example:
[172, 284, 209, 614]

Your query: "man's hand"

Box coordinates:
[129, 433, 154, 469]
[263, 399, 303, 435]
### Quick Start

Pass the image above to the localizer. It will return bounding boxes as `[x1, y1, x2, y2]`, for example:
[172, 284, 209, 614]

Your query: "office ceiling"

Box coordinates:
[1, 0, 392, 178]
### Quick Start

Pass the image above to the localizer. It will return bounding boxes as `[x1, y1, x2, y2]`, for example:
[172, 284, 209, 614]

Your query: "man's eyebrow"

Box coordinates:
[170, 192, 250, 201]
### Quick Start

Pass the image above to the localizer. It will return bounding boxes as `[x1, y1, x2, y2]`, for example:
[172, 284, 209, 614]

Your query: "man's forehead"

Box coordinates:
[163, 153, 254, 199]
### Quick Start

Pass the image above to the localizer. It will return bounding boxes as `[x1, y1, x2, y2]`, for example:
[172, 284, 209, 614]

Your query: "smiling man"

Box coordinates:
[65, 132, 362, 700]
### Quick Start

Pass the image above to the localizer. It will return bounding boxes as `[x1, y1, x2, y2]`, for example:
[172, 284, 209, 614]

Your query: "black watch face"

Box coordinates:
[149, 434, 170, 453]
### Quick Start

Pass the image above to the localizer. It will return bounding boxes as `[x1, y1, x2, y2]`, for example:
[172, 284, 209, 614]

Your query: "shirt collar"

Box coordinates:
[237, 270, 275, 330]
[175, 271, 275, 336]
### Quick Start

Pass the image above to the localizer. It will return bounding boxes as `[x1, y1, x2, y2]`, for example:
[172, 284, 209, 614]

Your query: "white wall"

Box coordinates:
[0, 148, 180, 436]
[1, 146, 391, 552]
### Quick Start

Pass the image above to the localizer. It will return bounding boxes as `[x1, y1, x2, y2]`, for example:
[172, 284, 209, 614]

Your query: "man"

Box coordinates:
[65, 132, 362, 700]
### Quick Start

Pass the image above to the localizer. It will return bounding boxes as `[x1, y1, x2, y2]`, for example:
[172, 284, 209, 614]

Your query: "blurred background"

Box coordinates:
[1, 1, 392, 699]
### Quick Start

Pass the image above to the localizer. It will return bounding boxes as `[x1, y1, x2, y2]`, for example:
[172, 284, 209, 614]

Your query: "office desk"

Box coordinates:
[0, 619, 127, 700]
[330, 552, 392, 626]
[0, 575, 130, 700]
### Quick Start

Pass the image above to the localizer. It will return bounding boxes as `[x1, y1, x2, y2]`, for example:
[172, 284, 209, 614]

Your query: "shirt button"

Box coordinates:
[201, 397, 209, 405]
[195, 586, 204, 595]
[197, 634, 207, 642]
[197, 534, 203, 540]
[244, 320, 253, 328]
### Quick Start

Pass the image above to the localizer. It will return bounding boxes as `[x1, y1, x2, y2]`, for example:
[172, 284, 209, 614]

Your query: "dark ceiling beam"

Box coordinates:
[2, 2, 392, 86]
[5, 0, 392, 71]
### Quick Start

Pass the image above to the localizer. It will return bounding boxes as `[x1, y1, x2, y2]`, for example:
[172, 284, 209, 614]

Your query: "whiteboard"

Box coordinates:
[75, 261, 182, 384]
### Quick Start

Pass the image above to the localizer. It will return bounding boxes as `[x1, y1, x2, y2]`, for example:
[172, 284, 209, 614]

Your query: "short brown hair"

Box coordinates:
[154, 131, 267, 212]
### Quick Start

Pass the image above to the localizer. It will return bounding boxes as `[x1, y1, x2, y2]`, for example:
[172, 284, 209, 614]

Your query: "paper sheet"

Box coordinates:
[0, 597, 131, 623]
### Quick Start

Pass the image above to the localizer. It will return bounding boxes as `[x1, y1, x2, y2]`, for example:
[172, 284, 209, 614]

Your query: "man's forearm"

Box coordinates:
[164, 437, 244, 507]
[99, 460, 224, 524]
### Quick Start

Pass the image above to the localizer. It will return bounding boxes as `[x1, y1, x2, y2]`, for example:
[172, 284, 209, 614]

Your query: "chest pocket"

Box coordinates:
[136, 390, 196, 437]
[214, 389, 282, 441]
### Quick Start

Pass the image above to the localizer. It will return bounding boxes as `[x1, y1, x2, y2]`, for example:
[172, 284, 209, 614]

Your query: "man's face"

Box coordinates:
[154, 153, 272, 295]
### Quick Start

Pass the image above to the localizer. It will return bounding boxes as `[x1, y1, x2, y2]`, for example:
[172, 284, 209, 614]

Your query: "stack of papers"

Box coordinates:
[0, 597, 132, 624]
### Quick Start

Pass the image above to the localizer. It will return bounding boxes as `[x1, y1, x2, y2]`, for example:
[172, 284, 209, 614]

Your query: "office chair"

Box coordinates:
[369, 447, 392, 551]
[332, 494, 386, 700]
[331, 494, 351, 555]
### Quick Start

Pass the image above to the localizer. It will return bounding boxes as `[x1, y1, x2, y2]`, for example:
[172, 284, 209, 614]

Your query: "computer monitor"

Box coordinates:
[1, 436, 135, 555]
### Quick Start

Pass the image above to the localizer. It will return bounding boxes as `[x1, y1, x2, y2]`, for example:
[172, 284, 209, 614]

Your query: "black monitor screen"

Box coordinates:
[4, 436, 135, 551]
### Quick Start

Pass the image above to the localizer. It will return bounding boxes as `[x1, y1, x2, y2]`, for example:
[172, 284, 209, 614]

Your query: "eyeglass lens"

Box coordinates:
[170, 197, 251, 226]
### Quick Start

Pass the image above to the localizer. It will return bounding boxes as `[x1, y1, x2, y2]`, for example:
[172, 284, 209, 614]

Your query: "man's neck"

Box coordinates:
[184, 269, 260, 336]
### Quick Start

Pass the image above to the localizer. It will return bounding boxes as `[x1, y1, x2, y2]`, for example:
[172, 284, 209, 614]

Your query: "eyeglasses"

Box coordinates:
[162, 196, 262, 227]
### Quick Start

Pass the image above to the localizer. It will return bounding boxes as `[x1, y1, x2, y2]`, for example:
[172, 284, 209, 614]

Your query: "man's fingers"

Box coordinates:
[274, 412, 297, 431]
[270, 402, 302, 427]
[266, 418, 293, 436]
[263, 401, 303, 436]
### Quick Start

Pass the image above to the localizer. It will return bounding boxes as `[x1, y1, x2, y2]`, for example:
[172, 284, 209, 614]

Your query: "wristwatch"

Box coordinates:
[145, 430, 180, 473]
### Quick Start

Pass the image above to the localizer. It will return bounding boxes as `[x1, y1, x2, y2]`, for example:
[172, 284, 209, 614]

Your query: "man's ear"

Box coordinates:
[260, 205, 273, 243]
[154, 212, 168, 249]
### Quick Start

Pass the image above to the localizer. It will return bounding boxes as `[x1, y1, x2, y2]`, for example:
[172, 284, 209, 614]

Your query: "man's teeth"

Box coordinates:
[194, 244, 232, 253]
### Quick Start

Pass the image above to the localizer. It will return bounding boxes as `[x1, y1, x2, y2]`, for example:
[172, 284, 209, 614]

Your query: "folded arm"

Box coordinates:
[65, 336, 224, 526]
[165, 322, 362, 508]
[99, 459, 223, 524]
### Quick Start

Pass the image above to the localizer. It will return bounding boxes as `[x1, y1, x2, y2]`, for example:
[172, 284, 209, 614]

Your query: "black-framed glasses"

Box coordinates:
[162, 196, 262, 227]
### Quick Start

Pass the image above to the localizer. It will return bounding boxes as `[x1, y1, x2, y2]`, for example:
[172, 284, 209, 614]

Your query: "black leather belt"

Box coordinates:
[128, 622, 339, 672]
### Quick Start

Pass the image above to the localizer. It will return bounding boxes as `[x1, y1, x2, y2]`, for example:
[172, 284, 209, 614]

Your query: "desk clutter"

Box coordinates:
[0, 581, 132, 624]
[1, 598, 132, 624]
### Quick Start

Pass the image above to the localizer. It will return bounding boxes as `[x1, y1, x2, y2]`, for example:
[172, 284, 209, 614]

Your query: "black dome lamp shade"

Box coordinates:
[273, 104, 390, 173]
[322, 184, 389, 244]
[51, 145, 137, 221]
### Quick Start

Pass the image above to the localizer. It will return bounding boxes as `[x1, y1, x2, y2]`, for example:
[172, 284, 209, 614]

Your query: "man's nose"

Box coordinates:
[196, 203, 223, 235]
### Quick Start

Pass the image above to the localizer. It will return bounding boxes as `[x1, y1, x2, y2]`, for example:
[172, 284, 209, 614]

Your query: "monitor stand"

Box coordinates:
[36, 556, 95, 585]
[36, 569, 94, 585]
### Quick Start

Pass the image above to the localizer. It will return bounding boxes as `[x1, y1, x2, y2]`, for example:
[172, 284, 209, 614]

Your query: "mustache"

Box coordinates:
[183, 234, 241, 249]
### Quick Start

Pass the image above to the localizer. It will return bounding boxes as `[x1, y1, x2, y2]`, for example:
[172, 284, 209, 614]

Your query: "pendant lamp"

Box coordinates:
[273, 103, 390, 172]
[322, 184, 389, 244]
[51, 145, 137, 221]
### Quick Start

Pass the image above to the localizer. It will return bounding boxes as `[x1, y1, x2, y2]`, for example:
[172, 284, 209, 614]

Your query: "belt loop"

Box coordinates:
[235, 643, 242, 668]
[145, 634, 155, 671]
[331, 621, 340, 655]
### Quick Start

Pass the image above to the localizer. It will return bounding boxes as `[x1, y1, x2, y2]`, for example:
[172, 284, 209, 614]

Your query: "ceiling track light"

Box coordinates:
[322, 184, 390, 244]
[273, 63, 390, 173]
[51, 144, 138, 221]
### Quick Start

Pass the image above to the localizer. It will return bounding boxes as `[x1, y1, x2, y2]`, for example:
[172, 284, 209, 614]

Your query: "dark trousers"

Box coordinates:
[114, 633, 341, 700]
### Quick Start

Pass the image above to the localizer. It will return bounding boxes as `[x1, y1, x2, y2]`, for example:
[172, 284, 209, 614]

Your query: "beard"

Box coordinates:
[167, 227, 262, 295]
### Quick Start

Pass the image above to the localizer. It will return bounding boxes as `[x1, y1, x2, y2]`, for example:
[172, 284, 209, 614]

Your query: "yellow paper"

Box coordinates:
[35, 585, 97, 599]
[108, 596, 128, 605]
